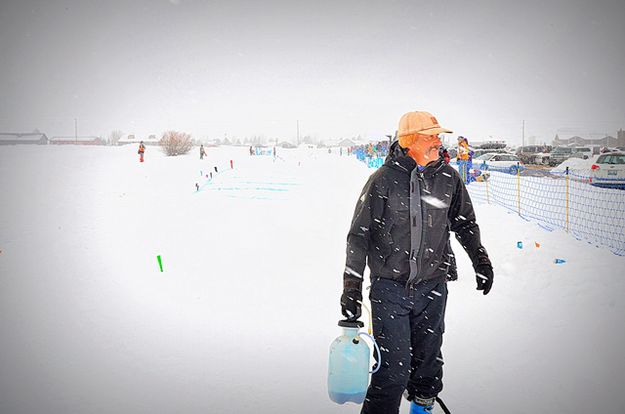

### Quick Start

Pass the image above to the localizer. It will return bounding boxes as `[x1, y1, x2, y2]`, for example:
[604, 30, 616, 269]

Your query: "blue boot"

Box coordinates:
[410, 398, 434, 414]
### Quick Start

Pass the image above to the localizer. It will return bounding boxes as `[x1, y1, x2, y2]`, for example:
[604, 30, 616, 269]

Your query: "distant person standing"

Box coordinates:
[200, 144, 207, 160]
[466, 146, 475, 183]
[440, 147, 450, 164]
[138, 141, 146, 163]
[457, 136, 470, 183]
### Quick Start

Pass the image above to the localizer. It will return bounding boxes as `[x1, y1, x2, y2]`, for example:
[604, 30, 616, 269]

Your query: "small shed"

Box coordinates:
[0, 132, 49, 145]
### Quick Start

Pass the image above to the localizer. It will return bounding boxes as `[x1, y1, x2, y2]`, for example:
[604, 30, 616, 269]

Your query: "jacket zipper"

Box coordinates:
[415, 171, 425, 285]
[406, 170, 426, 290]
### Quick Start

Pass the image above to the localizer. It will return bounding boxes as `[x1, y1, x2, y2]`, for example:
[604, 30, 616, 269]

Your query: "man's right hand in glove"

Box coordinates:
[340, 289, 362, 321]
[474, 256, 494, 295]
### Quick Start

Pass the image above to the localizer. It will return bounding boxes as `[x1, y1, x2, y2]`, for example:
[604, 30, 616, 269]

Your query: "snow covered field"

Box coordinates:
[1, 145, 624, 414]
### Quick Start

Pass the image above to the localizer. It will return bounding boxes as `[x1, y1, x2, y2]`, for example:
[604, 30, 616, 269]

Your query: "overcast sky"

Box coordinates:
[1, 0, 624, 144]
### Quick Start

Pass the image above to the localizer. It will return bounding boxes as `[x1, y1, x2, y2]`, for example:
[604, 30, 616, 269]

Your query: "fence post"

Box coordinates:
[516, 162, 521, 216]
[486, 174, 490, 204]
[565, 166, 569, 233]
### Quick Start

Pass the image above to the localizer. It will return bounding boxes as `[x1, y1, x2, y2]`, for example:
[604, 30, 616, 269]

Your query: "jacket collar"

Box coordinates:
[422, 158, 446, 177]
[385, 141, 415, 173]
[384, 141, 445, 176]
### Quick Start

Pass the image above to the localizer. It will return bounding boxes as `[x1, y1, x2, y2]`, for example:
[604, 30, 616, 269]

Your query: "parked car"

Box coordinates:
[473, 148, 509, 158]
[574, 147, 592, 159]
[600, 147, 619, 153]
[549, 146, 588, 166]
[516, 145, 552, 165]
[476, 153, 524, 174]
[589, 152, 625, 188]
[588, 146, 602, 155]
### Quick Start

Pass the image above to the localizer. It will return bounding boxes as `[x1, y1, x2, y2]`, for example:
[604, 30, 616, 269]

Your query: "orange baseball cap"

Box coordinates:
[397, 111, 453, 137]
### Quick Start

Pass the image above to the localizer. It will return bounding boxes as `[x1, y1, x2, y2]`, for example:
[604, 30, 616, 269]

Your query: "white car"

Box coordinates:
[475, 153, 524, 174]
[590, 152, 625, 188]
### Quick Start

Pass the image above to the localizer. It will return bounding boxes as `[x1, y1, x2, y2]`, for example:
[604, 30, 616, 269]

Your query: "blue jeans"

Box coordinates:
[457, 159, 468, 184]
[361, 278, 447, 414]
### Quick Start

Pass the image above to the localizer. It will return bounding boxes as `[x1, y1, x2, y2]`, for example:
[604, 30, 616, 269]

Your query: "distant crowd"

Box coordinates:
[351, 141, 390, 161]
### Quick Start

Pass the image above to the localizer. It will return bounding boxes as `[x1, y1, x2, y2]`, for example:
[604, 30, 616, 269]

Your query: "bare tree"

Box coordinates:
[160, 130, 193, 156]
[109, 130, 123, 146]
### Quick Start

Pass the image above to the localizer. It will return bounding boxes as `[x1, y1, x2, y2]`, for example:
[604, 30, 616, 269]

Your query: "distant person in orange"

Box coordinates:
[138, 141, 146, 162]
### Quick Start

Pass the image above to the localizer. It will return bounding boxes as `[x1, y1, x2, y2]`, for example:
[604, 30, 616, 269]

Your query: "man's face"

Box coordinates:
[406, 133, 441, 164]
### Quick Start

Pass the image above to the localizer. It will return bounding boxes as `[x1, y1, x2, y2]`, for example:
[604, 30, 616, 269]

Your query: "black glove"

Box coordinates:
[475, 263, 494, 295]
[341, 289, 362, 320]
[341, 273, 363, 320]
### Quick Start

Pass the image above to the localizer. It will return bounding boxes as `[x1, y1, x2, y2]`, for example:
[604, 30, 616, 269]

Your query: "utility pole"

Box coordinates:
[522, 120, 525, 149]
[74, 118, 78, 143]
[296, 120, 300, 145]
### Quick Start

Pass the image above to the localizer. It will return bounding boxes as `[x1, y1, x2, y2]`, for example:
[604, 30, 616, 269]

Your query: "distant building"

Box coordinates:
[321, 138, 358, 147]
[117, 134, 160, 146]
[277, 141, 296, 148]
[203, 139, 220, 147]
[49, 136, 106, 145]
[552, 134, 618, 147]
[0, 132, 48, 145]
[337, 138, 357, 147]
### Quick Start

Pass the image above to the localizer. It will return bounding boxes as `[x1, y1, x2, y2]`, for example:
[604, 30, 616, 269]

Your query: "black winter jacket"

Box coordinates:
[344, 142, 490, 289]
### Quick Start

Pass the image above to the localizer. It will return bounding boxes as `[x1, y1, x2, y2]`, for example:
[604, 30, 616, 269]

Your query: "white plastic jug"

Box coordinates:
[327, 320, 370, 404]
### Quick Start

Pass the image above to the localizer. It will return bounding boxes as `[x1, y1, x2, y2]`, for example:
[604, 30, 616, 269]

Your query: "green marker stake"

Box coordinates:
[157, 255, 163, 272]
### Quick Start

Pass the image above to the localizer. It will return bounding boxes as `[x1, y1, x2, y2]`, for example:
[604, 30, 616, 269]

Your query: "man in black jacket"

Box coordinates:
[341, 111, 493, 414]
